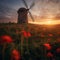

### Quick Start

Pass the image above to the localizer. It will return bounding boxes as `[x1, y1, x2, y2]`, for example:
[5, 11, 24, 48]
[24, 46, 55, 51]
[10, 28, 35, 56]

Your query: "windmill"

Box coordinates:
[17, 0, 35, 24]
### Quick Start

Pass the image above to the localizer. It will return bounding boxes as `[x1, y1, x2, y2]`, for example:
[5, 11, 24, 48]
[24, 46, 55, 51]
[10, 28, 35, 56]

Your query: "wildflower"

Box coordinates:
[11, 49, 21, 60]
[22, 30, 31, 38]
[27, 32, 31, 37]
[0, 35, 13, 60]
[0, 35, 12, 44]
[47, 52, 53, 57]
[56, 48, 60, 53]
[43, 43, 52, 50]
[48, 33, 53, 37]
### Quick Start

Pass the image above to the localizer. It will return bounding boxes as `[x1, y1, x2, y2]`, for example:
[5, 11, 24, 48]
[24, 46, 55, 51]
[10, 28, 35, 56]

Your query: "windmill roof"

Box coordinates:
[17, 7, 27, 13]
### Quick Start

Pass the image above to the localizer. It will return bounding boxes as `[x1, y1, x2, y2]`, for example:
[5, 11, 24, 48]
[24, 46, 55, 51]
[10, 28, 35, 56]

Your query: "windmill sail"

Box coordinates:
[28, 11, 34, 21]
[29, 2, 35, 9]
[22, 0, 28, 8]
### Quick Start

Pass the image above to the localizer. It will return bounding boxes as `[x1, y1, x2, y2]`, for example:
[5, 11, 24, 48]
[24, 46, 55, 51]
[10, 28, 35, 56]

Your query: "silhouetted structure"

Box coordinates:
[17, 8, 29, 24]
[17, 0, 35, 24]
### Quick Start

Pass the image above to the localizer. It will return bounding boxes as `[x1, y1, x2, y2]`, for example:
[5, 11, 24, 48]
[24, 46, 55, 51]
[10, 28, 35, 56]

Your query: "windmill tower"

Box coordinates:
[17, 0, 35, 24]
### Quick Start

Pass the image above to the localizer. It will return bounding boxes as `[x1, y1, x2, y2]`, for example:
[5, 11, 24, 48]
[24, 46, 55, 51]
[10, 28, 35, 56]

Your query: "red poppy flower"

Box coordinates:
[22, 30, 31, 38]
[11, 49, 21, 60]
[0, 35, 12, 44]
[22, 30, 27, 37]
[43, 43, 52, 50]
[56, 48, 60, 53]
[47, 52, 53, 57]
[48, 34, 53, 37]
[27, 32, 31, 37]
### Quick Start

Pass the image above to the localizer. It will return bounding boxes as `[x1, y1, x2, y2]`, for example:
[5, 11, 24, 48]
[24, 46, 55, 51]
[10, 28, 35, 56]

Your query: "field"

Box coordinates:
[0, 23, 60, 60]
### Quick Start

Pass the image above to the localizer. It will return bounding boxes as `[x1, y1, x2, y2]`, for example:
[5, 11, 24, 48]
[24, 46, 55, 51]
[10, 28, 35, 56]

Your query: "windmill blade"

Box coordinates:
[29, 2, 35, 9]
[22, 0, 28, 8]
[28, 11, 34, 21]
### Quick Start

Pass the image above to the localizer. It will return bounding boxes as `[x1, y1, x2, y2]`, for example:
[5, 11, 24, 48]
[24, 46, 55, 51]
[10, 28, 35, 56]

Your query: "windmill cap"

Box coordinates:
[17, 8, 29, 13]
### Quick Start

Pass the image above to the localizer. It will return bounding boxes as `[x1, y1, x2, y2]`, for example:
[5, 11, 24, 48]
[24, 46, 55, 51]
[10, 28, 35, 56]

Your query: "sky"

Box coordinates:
[0, 0, 60, 24]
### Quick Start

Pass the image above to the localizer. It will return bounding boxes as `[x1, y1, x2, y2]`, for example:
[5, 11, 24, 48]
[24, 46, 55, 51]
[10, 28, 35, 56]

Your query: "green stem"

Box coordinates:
[21, 35, 24, 56]
[26, 37, 29, 53]
[2, 43, 6, 60]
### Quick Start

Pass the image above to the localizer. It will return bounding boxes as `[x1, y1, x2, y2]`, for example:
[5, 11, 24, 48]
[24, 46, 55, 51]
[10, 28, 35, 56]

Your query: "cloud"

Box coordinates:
[0, 0, 60, 23]
[48, 0, 60, 3]
[53, 14, 60, 20]
[0, 4, 17, 23]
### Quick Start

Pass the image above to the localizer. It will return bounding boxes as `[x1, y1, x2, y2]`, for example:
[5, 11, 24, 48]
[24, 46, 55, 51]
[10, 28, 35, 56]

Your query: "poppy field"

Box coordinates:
[0, 23, 60, 60]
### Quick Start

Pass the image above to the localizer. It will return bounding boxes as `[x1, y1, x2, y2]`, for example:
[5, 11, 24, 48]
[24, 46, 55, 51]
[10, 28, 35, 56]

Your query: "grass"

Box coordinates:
[0, 23, 60, 60]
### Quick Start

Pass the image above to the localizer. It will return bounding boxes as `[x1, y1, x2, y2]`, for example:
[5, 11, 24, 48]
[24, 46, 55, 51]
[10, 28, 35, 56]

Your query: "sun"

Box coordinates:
[46, 20, 52, 25]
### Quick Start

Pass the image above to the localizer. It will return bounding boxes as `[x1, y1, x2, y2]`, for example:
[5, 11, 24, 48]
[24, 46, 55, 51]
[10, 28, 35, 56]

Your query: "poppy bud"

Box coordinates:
[56, 48, 60, 53]
[47, 52, 53, 57]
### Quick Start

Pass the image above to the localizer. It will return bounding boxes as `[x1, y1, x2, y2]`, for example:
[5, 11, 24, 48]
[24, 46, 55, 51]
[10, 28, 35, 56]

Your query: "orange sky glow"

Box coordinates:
[29, 19, 60, 25]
